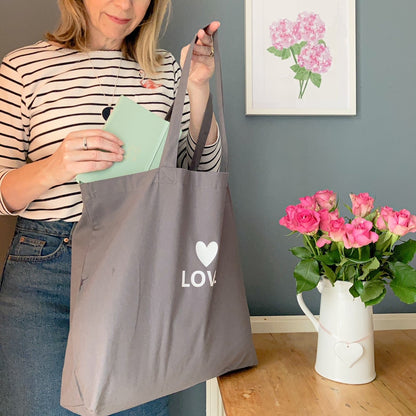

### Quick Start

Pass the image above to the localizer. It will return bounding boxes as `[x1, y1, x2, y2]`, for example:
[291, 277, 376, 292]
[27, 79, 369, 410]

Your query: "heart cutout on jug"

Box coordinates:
[196, 241, 218, 267]
[334, 342, 364, 368]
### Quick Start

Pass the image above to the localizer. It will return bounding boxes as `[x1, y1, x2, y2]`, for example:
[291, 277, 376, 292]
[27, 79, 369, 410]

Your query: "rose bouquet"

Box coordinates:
[268, 11, 332, 99]
[279, 190, 416, 306]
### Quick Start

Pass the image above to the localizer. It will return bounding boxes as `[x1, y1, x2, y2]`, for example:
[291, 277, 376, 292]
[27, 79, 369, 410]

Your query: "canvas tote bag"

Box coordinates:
[61, 30, 257, 416]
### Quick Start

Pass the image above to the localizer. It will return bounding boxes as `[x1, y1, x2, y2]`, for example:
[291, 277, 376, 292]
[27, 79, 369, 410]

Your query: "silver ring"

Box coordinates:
[82, 137, 88, 151]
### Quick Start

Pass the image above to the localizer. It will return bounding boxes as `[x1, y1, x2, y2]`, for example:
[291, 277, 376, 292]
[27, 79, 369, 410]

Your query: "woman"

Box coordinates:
[0, 0, 221, 414]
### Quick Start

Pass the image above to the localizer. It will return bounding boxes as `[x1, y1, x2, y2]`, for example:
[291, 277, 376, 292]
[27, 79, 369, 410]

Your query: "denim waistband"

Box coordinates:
[15, 217, 76, 240]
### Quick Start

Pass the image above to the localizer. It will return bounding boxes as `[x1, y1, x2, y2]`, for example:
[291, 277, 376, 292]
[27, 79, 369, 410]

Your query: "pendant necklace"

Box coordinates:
[87, 54, 123, 120]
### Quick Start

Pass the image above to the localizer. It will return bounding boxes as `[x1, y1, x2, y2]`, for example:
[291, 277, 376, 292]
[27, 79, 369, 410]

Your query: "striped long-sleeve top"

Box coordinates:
[0, 41, 221, 221]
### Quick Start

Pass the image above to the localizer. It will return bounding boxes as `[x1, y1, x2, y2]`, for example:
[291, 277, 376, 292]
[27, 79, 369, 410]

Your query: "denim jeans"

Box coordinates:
[0, 217, 169, 416]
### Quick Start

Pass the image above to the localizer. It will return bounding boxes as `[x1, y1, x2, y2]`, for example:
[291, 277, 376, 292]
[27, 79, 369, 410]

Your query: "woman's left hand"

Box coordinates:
[181, 21, 220, 88]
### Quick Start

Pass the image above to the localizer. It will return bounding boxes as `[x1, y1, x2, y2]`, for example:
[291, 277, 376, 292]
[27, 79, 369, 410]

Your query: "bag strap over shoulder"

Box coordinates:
[160, 29, 228, 172]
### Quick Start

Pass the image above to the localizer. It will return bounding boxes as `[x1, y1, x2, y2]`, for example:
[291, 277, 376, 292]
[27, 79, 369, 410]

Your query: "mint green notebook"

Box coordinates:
[76, 96, 169, 183]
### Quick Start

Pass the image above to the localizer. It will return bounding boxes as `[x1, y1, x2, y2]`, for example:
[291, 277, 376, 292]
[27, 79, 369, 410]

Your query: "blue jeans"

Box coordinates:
[0, 217, 169, 416]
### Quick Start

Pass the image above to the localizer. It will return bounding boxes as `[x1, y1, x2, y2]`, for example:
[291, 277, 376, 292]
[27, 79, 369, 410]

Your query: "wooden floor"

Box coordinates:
[218, 330, 416, 415]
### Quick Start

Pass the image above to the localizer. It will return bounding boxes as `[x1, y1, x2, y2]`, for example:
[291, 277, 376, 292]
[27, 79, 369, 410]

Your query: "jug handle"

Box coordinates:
[296, 293, 320, 332]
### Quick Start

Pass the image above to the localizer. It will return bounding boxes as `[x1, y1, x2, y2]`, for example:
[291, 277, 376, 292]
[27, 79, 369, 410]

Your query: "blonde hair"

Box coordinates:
[46, 0, 171, 75]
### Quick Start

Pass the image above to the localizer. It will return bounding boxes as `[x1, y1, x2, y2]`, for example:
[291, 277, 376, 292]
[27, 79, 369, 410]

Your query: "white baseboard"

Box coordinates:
[206, 313, 416, 416]
[250, 313, 416, 333]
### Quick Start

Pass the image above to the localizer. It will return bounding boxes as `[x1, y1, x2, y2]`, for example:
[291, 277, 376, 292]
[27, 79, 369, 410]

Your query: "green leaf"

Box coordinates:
[321, 263, 336, 284]
[294, 259, 320, 294]
[364, 288, 387, 306]
[290, 64, 300, 73]
[291, 43, 304, 55]
[267, 46, 283, 57]
[391, 239, 416, 264]
[389, 261, 416, 304]
[318, 39, 327, 46]
[360, 257, 380, 279]
[282, 48, 291, 60]
[345, 264, 358, 281]
[344, 246, 371, 263]
[344, 204, 353, 215]
[375, 232, 393, 254]
[294, 67, 310, 81]
[360, 280, 386, 303]
[299, 41, 308, 48]
[290, 246, 312, 259]
[353, 279, 364, 295]
[315, 250, 340, 265]
[364, 211, 378, 222]
[310, 73, 322, 88]
[349, 285, 360, 298]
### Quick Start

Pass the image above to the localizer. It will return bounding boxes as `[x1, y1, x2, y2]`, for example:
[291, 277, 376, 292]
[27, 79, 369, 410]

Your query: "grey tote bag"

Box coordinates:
[60, 30, 257, 416]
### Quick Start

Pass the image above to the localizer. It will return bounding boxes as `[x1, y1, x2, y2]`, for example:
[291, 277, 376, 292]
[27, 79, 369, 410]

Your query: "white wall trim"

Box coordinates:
[250, 313, 416, 333]
[206, 313, 416, 416]
[206, 378, 226, 416]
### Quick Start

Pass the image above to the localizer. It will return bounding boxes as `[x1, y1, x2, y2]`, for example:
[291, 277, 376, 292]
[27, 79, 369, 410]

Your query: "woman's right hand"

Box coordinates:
[44, 129, 125, 185]
[0, 129, 124, 213]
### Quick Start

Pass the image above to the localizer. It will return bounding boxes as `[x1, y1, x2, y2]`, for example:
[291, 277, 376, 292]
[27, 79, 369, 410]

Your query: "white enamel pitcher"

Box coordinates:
[297, 278, 376, 384]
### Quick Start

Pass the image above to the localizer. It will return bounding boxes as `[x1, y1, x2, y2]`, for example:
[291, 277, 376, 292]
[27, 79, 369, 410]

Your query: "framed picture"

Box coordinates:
[245, 0, 356, 115]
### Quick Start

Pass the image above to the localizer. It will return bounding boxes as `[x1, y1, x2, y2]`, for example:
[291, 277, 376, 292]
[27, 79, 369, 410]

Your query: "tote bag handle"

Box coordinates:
[160, 29, 228, 172]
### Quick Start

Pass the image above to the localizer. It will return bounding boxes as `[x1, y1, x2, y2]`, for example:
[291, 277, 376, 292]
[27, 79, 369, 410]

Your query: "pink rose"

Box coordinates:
[316, 215, 345, 247]
[319, 209, 340, 232]
[279, 205, 299, 232]
[376, 206, 394, 231]
[343, 217, 379, 249]
[376, 206, 416, 236]
[350, 193, 374, 217]
[327, 217, 346, 242]
[388, 209, 416, 236]
[314, 189, 337, 211]
[270, 19, 300, 50]
[279, 205, 320, 235]
[299, 195, 318, 210]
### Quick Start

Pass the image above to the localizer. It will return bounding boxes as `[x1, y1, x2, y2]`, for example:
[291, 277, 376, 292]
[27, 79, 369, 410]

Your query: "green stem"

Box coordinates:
[290, 47, 303, 98]
[313, 235, 322, 256]
[304, 235, 316, 256]
[300, 72, 311, 98]
[290, 47, 298, 65]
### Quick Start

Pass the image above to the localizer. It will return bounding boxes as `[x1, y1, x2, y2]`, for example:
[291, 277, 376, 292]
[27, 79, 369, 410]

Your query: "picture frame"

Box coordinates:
[245, 0, 356, 115]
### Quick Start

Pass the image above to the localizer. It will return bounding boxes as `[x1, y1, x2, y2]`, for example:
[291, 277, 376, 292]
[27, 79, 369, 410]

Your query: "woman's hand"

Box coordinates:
[0, 129, 124, 213]
[180, 22, 221, 146]
[44, 129, 124, 185]
[180, 21, 221, 88]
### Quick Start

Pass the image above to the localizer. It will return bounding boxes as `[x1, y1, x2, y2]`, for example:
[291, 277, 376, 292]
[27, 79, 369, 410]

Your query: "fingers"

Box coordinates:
[65, 130, 124, 157]
[198, 21, 221, 43]
[192, 44, 214, 58]
[55, 130, 125, 179]
[196, 22, 220, 48]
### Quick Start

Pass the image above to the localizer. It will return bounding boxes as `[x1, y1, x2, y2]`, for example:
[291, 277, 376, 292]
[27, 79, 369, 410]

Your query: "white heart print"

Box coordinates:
[196, 241, 218, 267]
[334, 342, 364, 368]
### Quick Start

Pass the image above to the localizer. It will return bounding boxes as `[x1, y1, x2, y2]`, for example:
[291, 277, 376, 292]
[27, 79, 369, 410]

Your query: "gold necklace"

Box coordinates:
[87, 53, 123, 120]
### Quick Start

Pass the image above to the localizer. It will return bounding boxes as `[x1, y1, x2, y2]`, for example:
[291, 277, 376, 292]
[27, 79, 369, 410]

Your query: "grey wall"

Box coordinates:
[1, 1, 415, 415]
[161, 0, 416, 317]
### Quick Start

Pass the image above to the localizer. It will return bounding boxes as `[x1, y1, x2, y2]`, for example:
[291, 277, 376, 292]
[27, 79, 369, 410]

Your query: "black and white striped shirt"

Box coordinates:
[0, 41, 221, 221]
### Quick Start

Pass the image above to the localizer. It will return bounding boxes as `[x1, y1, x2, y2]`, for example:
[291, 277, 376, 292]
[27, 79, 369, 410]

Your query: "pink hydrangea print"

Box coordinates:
[293, 12, 326, 42]
[267, 11, 332, 99]
[270, 19, 300, 50]
[298, 42, 332, 74]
